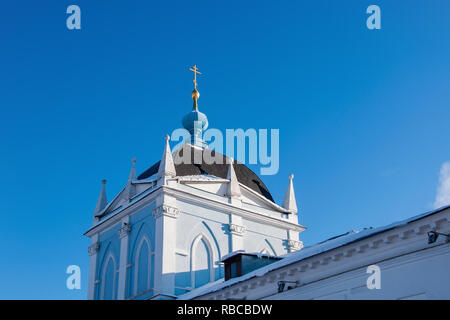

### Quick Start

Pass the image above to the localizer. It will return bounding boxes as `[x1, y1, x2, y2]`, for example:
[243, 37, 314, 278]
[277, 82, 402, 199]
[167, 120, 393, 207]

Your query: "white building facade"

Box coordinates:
[180, 206, 450, 300]
[85, 68, 450, 301]
[84, 74, 305, 300]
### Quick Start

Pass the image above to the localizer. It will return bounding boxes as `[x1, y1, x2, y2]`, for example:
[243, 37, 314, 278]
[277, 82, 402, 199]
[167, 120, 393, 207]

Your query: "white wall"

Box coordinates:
[267, 243, 450, 300]
[191, 207, 450, 300]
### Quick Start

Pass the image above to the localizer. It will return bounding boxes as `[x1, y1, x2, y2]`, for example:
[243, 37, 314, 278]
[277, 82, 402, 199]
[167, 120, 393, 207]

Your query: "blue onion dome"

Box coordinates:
[182, 88, 208, 135]
[182, 109, 208, 133]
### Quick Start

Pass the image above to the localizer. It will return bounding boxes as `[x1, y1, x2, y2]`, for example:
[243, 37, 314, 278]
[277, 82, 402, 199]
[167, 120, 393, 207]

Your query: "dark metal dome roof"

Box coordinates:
[137, 145, 274, 202]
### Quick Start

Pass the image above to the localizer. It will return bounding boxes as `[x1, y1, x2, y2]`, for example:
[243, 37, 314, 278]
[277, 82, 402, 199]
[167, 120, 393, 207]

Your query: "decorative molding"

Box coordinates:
[399, 230, 410, 239]
[369, 240, 381, 249]
[194, 211, 450, 300]
[332, 253, 342, 261]
[118, 223, 132, 239]
[153, 204, 180, 219]
[85, 187, 161, 237]
[344, 248, 355, 257]
[86, 183, 304, 238]
[320, 257, 331, 265]
[88, 242, 100, 256]
[287, 239, 303, 251]
[288, 268, 298, 276]
[162, 186, 305, 232]
[268, 275, 277, 283]
[229, 223, 246, 236]
[178, 175, 229, 183]
[356, 244, 368, 253]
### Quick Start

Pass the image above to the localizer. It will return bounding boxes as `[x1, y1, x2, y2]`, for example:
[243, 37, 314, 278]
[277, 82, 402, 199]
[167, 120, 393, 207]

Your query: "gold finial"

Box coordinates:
[189, 65, 202, 109]
[189, 65, 202, 89]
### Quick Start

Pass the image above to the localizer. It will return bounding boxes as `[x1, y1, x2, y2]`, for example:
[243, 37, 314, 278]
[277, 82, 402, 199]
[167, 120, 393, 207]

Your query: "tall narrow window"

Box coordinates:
[194, 239, 211, 288]
[136, 239, 150, 293]
[102, 256, 116, 300]
[190, 235, 214, 289]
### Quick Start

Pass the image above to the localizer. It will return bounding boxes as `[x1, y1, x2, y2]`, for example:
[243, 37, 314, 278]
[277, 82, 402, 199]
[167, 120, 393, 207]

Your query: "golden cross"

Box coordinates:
[189, 65, 202, 89]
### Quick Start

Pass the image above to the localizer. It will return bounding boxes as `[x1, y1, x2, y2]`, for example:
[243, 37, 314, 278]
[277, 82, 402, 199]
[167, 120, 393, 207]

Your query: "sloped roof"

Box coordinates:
[178, 204, 450, 300]
[138, 144, 274, 202]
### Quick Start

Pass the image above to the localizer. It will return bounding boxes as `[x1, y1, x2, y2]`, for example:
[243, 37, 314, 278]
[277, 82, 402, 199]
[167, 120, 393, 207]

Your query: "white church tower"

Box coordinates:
[84, 66, 305, 300]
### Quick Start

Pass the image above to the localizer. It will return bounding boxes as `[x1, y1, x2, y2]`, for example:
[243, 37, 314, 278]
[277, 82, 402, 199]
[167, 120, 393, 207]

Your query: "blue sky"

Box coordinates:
[1, 0, 449, 299]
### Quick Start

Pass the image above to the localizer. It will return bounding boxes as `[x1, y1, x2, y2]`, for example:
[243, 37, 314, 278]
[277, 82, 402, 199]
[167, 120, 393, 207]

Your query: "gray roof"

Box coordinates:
[178, 204, 450, 300]
[138, 145, 274, 202]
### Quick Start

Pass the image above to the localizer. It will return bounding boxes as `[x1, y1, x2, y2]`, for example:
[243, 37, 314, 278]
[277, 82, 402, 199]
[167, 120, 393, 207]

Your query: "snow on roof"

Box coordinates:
[137, 144, 276, 202]
[132, 176, 157, 184]
[177, 204, 450, 300]
[220, 250, 245, 261]
[178, 174, 230, 182]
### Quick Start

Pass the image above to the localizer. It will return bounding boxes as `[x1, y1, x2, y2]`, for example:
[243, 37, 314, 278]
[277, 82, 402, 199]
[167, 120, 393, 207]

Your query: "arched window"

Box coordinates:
[135, 237, 151, 295]
[190, 235, 214, 289]
[102, 254, 116, 300]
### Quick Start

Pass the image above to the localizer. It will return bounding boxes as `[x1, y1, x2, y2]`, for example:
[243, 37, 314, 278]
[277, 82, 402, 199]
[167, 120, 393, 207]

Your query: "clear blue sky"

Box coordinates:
[1, 0, 449, 299]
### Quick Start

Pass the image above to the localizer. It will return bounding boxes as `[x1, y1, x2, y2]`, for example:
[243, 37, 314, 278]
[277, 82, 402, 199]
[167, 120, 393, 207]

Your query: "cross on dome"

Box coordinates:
[189, 65, 202, 89]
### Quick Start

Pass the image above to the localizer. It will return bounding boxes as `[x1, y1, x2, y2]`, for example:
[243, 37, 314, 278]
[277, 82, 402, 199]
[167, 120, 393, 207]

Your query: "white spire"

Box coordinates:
[157, 135, 176, 179]
[283, 174, 298, 213]
[125, 158, 137, 200]
[94, 179, 108, 216]
[128, 157, 136, 181]
[226, 161, 241, 198]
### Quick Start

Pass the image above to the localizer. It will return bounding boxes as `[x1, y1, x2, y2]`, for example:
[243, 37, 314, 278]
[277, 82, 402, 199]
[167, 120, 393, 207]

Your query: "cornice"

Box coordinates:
[85, 179, 305, 238]
[118, 223, 132, 239]
[194, 209, 450, 300]
[88, 242, 100, 256]
[238, 183, 291, 213]
[86, 177, 306, 238]
[84, 187, 162, 237]
[162, 186, 305, 232]
[153, 204, 180, 219]
[229, 223, 246, 236]
[287, 239, 303, 251]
